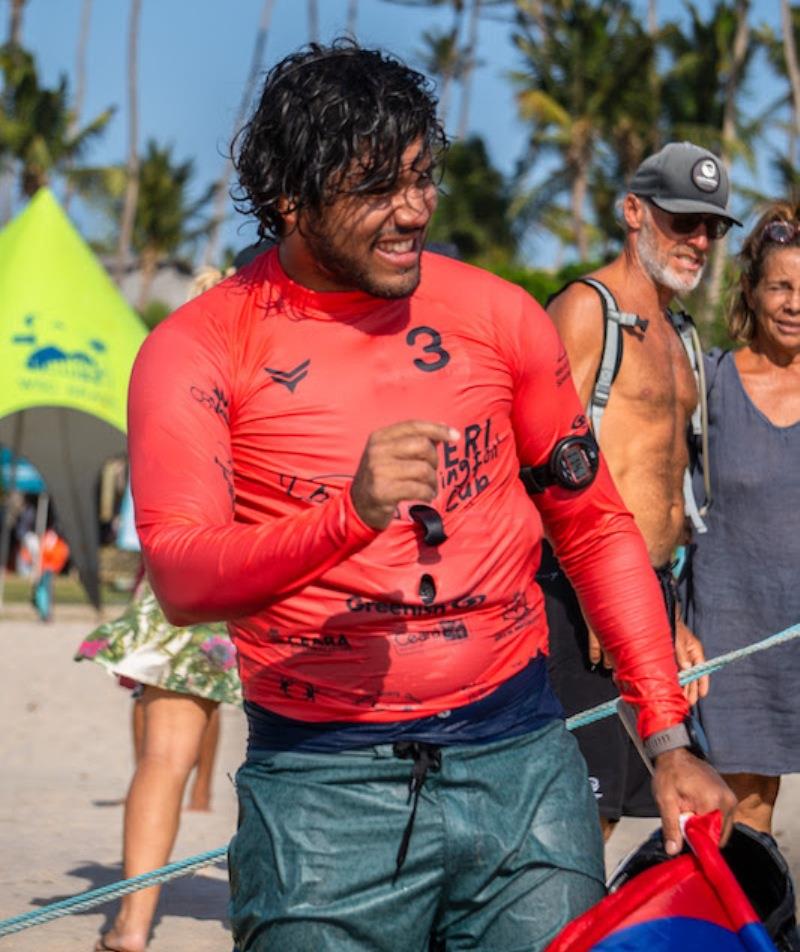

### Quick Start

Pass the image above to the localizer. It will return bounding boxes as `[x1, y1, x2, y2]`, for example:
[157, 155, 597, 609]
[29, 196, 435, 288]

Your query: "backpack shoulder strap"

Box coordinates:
[578, 278, 648, 439]
[667, 309, 712, 533]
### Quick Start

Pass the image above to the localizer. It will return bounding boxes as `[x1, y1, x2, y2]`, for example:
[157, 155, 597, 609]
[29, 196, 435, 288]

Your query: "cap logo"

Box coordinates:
[692, 157, 720, 193]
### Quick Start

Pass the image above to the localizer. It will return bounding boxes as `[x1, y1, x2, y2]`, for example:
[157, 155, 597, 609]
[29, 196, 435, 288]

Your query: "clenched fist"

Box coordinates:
[351, 420, 460, 530]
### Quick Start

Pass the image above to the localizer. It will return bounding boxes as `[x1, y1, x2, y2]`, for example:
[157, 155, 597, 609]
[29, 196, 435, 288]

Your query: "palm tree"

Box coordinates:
[780, 0, 800, 167]
[427, 134, 517, 263]
[455, 0, 481, 138]
[64, 0, 94, 212]
[114, 0, 142, 285]
[8, 0, 26, 46]
[660, 0, 756, 321]
[417, 25, 464, 126]
[659, 1, 757, 157]
[346, 0, 359, 35]
[455, 0, 513, 138]
[308, 0, 319, 42]
[380, 0, 467, 128]
[132, 141, 215, 309]
[204, 0, 276, 265]
[511, 0, 657, 261]
[0, 44, 113, 199]
[760, 1, 800, 196]
[73, 141, 215, 311]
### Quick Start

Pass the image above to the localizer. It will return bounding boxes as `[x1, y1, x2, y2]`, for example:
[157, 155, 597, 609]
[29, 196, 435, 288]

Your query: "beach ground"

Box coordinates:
[1, 609, 797, 951]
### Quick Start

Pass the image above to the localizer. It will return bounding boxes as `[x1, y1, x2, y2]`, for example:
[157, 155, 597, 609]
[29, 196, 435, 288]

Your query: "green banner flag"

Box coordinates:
[0, 188, 147, 432]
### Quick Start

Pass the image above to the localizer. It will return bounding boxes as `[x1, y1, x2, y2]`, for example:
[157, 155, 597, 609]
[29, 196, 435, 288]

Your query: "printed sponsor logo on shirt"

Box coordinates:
[213, 445, 235, 507]
[555, 344, 571, 387]
[190, 384, 230, 424]
[440, 417, 503, 513]
[278, 677, 316, 702]
[267, 628, 352, 653]
[493, 591, 538, 640]
[280, 473, 352, 505]
[265, 358, 310, 392]
[392, 620, 470, 654]
[346, 593, 485, 616]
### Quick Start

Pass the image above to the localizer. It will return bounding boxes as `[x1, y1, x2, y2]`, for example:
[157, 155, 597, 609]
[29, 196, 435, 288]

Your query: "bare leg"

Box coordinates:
[98, 687, 216, 952]
[723, 772, 780, 836]
[186, 703, 221, 811]
[600, 816, 617, 842]
[132, 695, 145, 765]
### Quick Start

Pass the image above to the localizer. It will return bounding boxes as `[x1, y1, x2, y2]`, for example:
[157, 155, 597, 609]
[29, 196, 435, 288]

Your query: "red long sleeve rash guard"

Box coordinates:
[129, 249, 688, 739]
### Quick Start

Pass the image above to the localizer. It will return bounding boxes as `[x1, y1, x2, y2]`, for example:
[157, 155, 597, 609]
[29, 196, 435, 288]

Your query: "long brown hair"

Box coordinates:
[727, 201, 800, 343]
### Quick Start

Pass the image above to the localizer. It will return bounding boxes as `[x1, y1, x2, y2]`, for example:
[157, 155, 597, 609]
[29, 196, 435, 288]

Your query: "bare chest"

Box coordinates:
[607, 319, 697, 421]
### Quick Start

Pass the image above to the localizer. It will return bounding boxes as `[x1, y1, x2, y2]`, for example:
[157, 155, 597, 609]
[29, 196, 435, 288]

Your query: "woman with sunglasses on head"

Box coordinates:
[684, 201, 800, 838]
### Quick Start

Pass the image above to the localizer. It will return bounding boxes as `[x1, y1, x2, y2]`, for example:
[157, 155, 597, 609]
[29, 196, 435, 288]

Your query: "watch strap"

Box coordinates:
[644, 722, 691, 760]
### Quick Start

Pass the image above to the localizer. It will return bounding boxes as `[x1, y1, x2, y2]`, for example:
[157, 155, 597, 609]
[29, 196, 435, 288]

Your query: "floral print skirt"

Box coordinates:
[75, 579, 242, 705]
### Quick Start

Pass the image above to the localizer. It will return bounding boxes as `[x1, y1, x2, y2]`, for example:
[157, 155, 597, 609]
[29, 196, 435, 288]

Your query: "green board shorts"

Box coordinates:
[229, 720, 605, 951]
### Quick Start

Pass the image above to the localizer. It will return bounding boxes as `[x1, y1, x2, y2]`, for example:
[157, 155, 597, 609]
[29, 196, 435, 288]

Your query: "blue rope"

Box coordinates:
[566, 620, 800, 732]
[0, 848, 226, 937]
[1, 620, 798, 938]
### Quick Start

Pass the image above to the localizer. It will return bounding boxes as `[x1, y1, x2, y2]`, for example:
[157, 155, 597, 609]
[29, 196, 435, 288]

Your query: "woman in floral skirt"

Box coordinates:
[76, 577, 241, 952]
[76, 264, 243, 952]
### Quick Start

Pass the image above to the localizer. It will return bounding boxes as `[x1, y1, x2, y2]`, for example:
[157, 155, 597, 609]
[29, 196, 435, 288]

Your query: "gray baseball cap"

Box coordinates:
[629, 141, 742, 225]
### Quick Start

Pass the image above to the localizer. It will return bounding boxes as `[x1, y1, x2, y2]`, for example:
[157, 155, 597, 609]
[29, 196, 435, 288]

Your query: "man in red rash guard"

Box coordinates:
[129, 41, 735, 952]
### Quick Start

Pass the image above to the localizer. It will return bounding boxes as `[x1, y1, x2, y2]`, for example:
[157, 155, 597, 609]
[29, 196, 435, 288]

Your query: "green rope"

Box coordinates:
[1, 620, 798, 938]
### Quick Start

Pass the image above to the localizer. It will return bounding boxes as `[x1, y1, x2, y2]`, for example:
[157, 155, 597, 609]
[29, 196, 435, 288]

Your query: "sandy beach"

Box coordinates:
[1, 607, 797, 951]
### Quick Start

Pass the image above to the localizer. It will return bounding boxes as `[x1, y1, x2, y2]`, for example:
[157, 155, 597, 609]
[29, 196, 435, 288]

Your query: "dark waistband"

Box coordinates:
[245, 653, 563, 755]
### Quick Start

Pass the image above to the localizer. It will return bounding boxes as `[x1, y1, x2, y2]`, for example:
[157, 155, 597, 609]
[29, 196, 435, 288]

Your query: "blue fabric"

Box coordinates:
[687, 350, 800, 775]
[595, 918, 776, 951]
[245, 652, 563, 753]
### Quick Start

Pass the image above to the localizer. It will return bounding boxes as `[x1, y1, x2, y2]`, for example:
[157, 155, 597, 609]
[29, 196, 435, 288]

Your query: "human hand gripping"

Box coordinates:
[350, 420, 460, 530]
[675, 619, 710, 705]
[587, 625, 613, 670]
[651, 748, 737, 856]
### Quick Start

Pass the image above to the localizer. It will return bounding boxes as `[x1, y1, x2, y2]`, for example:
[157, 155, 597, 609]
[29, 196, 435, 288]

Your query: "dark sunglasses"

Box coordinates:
[662, 209, 732, 240]
[759, 220, 800, 246]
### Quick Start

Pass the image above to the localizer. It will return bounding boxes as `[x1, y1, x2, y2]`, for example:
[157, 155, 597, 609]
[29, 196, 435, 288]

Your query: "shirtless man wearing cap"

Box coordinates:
[540, 141, 742, 840]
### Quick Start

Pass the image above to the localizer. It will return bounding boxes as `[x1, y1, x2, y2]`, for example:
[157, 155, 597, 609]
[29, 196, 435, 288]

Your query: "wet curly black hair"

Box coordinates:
[231, 40, 448, 240]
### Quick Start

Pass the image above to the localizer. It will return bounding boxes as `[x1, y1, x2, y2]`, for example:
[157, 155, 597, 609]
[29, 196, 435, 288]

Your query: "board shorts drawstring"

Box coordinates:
[392, 741, 442, 881]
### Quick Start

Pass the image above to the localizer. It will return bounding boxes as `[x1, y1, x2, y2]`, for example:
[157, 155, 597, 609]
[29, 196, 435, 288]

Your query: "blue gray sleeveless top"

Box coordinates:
[686, 349, 800, 774]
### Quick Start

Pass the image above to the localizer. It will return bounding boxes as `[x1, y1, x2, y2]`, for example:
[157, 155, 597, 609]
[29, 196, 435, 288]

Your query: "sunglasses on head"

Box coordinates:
[759, 220, 800, 246]
[660, 208, 732, 240]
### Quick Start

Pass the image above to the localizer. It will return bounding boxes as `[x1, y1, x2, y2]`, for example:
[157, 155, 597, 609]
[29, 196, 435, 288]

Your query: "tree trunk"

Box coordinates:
[439, 2, 465, 131]
[8, 0, 25, 46]
[203, 0, 276, 266]
[137, 245, 159, 312]
[647, 0, 657, 36]
[572, 163, 589, 262]
[781, 0, 800, 192]
[704, 0, 749, 326]
[439, 73, 453, 130]
[114, 0, 142, 287]
[346, 0, 358, 35]
[308, 0, 319, 43]
[456, 0, 481, 139]
[64, 0, 93, 213]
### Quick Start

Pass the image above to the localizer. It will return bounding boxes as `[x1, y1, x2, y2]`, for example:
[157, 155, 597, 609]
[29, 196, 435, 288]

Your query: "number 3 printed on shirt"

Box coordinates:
[406, 325, 451, 373]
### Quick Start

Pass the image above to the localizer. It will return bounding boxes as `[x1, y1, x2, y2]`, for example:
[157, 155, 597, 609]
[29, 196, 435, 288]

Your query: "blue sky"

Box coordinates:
[11, 0, 787, 264]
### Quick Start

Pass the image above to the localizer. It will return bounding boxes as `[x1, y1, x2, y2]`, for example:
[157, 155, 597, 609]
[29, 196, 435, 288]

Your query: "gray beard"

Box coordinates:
[637, 217, 705, 295]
